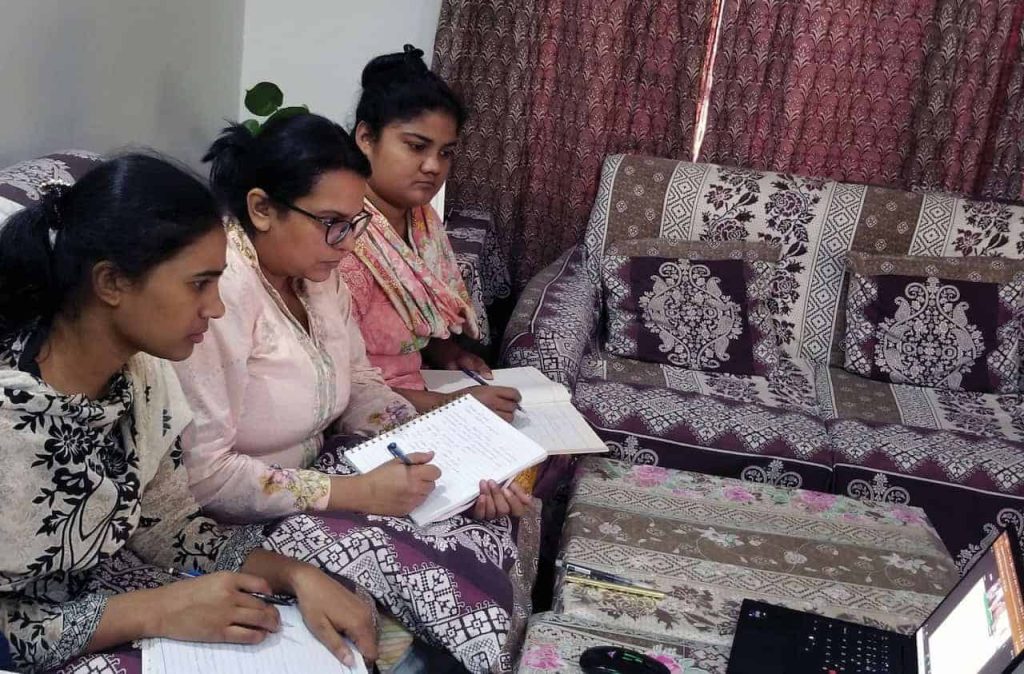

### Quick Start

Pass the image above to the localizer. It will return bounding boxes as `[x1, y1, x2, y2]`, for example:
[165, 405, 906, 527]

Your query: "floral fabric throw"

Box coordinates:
[0, 329, 265, 672]
[350, 200, 479, 350]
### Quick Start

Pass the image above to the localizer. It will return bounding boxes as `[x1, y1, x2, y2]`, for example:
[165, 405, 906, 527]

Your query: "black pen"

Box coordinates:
[460, 367, 526, 413]
[388, 441, 413, 465]
[165, 567, 295, 606]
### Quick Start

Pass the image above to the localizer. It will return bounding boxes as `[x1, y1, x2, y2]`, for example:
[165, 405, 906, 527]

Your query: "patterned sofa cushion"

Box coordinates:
[602, 239, 781, 377]
[0, 151, 102, 221]
[816, 365, 1024, 443]
[582, 346, 819, 415]
[571, 378, 834, 490]
[843, 252, 1024, 393]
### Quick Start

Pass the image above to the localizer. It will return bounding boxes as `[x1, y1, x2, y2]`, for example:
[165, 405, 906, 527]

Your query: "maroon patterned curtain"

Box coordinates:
[978, 16, 1024, 201]
[700, 0, 940, 186]
[434, 0, 717, 288]
[701, 0, 1024, 199]
[905, 0, 1022, 195]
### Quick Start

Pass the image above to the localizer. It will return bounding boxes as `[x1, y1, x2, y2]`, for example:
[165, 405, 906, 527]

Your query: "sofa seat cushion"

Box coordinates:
[829, 418, 1024, 570]
[582, 347, 819, 415]
[572, 378, 834, 489]
[817, 365, 1024, 442]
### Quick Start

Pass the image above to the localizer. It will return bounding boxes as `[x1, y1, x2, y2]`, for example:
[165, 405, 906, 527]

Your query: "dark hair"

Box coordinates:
[355, 44, 467, 137]
[0, 154, 221, 337]
[204, 112, 371, 235]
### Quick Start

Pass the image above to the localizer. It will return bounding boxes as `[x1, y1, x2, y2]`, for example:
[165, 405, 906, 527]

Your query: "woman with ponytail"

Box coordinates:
[0, 155, 375, 673]
[173, 113, 537, 673]
[339, 45, 524, 420]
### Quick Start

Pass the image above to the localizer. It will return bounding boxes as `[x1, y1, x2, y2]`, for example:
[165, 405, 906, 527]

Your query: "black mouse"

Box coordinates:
[578, 645, 672, 674]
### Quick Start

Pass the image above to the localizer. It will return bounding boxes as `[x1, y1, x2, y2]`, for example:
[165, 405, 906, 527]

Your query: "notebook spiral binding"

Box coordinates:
[343, 393, 473, 462]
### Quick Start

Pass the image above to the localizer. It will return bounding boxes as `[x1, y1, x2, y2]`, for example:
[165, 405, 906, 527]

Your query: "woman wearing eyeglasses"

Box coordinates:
[173, 112, 538, 673]
[338, 46, 525, 423]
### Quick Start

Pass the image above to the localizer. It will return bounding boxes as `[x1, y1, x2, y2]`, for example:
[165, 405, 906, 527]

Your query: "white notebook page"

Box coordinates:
[421, 366, 572, 405]
[512, 404, 605, 454]
[345, 396, 548, 525]
[142, 605, 367, 674]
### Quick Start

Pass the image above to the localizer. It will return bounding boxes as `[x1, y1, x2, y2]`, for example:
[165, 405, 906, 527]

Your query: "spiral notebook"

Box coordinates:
[344, 395, 548, 526]
[420, 367, 606, 454]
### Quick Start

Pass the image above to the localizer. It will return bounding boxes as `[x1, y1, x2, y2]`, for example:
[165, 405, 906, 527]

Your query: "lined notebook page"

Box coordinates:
[512, 404, 606, 454]
[345, 395, 548, 525]
[142, 605, 367, 674]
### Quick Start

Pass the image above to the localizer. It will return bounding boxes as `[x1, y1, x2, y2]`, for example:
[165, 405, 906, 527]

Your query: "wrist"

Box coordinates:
[120, 587, 167, 639]
[328, 473, 372, 513]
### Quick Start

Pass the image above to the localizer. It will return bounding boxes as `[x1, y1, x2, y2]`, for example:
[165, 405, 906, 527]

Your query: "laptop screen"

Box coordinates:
[916, 530, 1024, 674]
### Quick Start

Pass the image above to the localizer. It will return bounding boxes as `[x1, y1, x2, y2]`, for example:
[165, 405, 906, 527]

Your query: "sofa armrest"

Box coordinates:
[499, 245, 599, 390]
[446, 208, 512, 346]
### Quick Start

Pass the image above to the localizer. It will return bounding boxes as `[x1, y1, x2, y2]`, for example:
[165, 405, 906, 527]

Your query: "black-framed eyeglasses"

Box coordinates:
[273, 197, 372, 247]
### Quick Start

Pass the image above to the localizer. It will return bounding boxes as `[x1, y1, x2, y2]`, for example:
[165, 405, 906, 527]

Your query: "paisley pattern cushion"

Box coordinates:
[602, 239, 781, 376]
[843, 252, 1024, 393]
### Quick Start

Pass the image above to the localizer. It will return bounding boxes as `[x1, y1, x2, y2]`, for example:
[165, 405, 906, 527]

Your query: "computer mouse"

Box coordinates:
[578, 645, 672, 674]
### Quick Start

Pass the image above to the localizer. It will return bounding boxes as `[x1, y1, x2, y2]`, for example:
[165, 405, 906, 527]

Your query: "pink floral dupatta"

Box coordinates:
[353, 200, 480, 349]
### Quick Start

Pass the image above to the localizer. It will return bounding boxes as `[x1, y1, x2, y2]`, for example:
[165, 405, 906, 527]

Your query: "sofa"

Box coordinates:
[502, 154, 1024, 571]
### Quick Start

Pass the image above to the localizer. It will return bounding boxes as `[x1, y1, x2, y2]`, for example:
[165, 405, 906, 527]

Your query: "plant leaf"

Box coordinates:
[262, 105, 309, 128]
[241, 119, 261, 136]
[244, 82, 284, 116]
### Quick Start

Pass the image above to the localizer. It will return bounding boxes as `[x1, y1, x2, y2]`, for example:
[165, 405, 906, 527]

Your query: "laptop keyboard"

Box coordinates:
[803, 615, 899, 673]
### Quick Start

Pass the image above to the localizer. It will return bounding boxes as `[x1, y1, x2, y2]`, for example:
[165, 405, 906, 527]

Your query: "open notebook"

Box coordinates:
[344, 395, 549, 526]
[142, 605, 367, 674]
[420, 367, 607, 455]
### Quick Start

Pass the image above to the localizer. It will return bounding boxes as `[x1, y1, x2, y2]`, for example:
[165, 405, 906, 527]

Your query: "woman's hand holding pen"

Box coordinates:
[145, 571, 282, 644]
[349, 451, 441, 516]
[463, 386, 521, 422]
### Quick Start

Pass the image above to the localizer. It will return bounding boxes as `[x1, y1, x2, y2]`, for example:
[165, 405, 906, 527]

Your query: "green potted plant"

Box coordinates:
[241, 82, 309, 135]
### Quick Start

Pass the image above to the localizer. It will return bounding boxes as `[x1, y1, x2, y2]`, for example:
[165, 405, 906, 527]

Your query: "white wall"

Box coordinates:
[0, 0, 246, 168]
[239, 0, 444, 127]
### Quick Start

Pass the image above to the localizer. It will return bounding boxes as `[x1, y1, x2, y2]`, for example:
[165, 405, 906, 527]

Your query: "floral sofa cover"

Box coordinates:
[501, 154, 1024, 571]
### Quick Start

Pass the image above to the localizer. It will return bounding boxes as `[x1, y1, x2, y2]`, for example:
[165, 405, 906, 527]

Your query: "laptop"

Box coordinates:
[726, 528, 1024, 674]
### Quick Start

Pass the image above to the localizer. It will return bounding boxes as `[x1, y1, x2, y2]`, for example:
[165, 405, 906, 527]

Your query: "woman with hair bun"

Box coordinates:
[340, 45, 525, 422]
[0, 155, 375, 673]
[174, 112, 538, 673]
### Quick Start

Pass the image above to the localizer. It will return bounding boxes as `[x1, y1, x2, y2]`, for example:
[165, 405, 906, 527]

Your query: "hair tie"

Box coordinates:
[403, 44, 426, 63]
[37, 179, 71, 249]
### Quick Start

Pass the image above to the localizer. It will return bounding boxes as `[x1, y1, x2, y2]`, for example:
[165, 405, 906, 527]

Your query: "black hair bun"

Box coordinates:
[361, 44, 428, 90]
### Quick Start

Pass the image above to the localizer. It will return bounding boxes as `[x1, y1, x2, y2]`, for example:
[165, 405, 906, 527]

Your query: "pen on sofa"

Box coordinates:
[388, 441, 413, 466]
[555, 559, 658, 590]
[563, 574, 666, 599]
[460, 367, 526, 413]
[164, 567, 294, 606]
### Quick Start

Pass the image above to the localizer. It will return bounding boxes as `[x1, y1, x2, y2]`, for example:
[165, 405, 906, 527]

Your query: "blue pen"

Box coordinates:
[460, 368, 526, 414]
[165, 567, 294, 606]
[388, 441, 413, 466]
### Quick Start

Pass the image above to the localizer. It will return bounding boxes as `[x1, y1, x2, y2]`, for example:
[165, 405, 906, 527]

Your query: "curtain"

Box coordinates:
[699, 0, 940, 186]
[434, 0, 717, 288]
[701, 0, 1024, 198]
[978, 14, 1024, 201]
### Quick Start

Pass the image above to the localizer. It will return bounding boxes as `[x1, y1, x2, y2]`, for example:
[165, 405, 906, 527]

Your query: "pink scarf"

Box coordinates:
[353, 200, 480, 348]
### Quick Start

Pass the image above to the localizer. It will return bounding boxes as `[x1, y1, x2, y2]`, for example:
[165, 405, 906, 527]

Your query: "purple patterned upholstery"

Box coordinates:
[0, 150, 102, 219]
[502, 153, 1024, 569]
